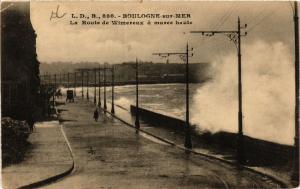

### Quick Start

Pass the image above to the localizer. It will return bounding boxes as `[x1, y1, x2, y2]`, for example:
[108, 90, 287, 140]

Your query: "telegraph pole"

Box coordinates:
[52, 74, 54, 103]
[54, 74, 56, 102]
[94, 69, 97, 104]
[153, 43, 193, 149]
[98, 67, 101, 107]
[190, 17, 247, 163]
[292, 1, 299, 184]
[67, 72, 70, 90]
[111, 66, 115, 114]
[81, 70, 84, 98]
[104, 66, 107, 110]
[237, 17, 245, 165]
[60, 73, 62, 86]
[86, 70, 89, 100]
[54, 74, 57, 92]
[74, 72, 77, 97]
[185, 44, 192, 149]
[135, 58, 140, 133]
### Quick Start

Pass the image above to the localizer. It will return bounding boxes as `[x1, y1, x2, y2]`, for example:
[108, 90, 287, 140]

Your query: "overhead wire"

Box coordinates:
[244, 6, 268, 27]
[214, 2, 239, 31]
[289, 1, 295, 15]
[211, 2, 238, 31]
[247, 10, 276, 32]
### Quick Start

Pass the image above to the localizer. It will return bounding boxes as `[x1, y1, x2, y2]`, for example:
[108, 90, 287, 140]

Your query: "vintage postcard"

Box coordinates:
[1, 1, 299, 188]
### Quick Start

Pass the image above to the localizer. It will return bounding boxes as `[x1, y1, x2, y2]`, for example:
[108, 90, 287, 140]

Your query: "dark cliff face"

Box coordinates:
[1, 1, 40, 119]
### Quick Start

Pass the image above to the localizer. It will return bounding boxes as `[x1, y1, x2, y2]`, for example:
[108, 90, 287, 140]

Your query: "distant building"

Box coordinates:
[1, 2, 40, 119]
[162, 74, 185, 82]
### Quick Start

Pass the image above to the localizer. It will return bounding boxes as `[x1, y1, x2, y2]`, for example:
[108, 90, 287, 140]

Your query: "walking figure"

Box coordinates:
[27, 114, 35, 133]
[93, 108, 99, 122]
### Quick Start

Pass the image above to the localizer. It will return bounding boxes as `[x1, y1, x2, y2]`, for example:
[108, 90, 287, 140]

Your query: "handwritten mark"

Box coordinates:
[50, 5, 67, 21]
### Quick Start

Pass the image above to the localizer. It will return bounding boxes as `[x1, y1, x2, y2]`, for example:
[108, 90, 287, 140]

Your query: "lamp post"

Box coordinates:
[153, 43, 193, 149]
[190, 17, 247, 163]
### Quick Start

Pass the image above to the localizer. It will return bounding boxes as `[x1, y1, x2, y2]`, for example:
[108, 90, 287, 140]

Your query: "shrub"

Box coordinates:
[1, 117, 31, 165]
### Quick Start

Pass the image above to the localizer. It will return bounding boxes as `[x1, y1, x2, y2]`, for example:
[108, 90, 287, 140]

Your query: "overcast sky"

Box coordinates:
[30, 1, 295, 64]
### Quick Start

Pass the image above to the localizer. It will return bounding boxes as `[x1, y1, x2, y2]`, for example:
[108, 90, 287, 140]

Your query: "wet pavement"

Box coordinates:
[2, 121, 73, 189]
[44, 98, 281, 189]
[103, 100, 292, 187]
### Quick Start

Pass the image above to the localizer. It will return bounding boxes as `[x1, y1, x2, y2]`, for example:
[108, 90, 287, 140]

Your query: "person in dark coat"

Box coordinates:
[93, 108, 99, 122]
[27, 114, 35, 132]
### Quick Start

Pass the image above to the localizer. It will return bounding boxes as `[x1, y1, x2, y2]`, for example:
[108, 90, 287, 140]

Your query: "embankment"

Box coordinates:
[130, 105, 294, 166]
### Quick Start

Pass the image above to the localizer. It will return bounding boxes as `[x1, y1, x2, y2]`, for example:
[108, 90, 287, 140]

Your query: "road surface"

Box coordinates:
[44, 98, 280, 189]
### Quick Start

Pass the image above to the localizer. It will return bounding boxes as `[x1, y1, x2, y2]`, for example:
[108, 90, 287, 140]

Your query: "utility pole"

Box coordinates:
[87, 70, 89, 100]
[74, 72, 77, 97]
[104, 66, 107, 110]
[81, 70, 84, 98]
[111, 66, 115, 114]
[135, 58, 140, 133]
[60, 73, 62, 86]
[153, 43, 193, 149]
[54, 74, 57, 92]
[98, 67, 101, 107]
[190, 17, 247, 163]
[292, 1, 299, 184]
[52, 74, 54, 104]
[54, 74, 56, 102]
[94, 69, 97, 104]
[185, 44, 192, 150]
[67, 72, 70, 90]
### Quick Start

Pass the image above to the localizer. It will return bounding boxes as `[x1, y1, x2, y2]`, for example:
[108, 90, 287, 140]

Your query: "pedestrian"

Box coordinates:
[93, 108, 99, 122]
[27, 113, 35, 133]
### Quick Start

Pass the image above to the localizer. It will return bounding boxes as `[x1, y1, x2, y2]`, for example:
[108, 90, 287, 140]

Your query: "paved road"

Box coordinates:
[2, 121, 72, 189]
[45, 99, 280, 189]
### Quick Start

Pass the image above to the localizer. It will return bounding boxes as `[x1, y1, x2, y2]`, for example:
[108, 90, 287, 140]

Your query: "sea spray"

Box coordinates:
[115, 96, 134, 110]
[191, 41, 294, 145]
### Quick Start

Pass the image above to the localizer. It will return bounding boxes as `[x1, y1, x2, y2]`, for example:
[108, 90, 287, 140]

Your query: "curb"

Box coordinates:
[17, 108, 75, 189]
[101, 107, 290, 188]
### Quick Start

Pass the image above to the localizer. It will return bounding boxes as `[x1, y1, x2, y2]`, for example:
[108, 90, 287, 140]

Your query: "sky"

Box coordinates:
[29, 1, 295, 64]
